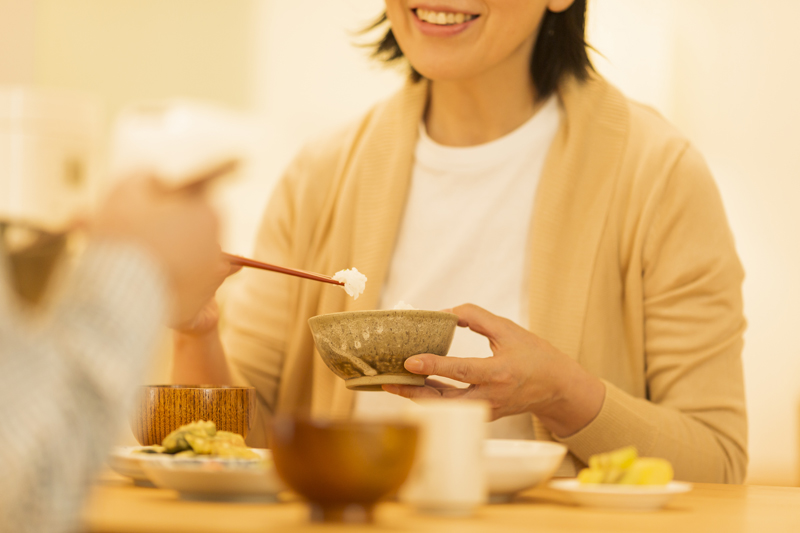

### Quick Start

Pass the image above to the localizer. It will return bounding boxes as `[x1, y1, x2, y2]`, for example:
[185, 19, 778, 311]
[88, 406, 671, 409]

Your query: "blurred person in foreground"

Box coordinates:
[0, 177, 229, 532]
[173, 0, 747, 482]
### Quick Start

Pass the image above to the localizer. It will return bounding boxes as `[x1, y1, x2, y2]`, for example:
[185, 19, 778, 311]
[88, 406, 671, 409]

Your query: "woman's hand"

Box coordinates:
[382, 304, 606, 438]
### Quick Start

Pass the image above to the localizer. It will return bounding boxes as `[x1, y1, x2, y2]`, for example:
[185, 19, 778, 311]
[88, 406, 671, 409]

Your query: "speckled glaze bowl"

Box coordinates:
[308, 310, 459, 391]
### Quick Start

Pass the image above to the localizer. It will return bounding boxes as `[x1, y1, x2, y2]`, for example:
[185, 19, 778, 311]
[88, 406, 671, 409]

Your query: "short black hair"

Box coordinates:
[367, 1, 593, 98]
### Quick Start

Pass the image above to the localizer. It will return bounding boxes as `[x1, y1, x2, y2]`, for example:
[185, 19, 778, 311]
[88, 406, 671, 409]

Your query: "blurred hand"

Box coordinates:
[382, 303, 605, 437]
[90, 177, 234, 327]
[169, 262, 240, 335]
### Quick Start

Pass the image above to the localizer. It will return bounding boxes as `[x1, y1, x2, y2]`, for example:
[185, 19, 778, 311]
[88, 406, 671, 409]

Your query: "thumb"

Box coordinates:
[450, 303, 513, 344]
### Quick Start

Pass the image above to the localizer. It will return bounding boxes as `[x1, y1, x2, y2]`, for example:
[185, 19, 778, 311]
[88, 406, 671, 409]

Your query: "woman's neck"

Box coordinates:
[424, 46, 542, 147]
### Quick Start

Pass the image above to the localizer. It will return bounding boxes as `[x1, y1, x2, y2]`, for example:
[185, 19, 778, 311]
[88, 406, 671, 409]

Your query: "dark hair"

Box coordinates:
[367, 1, 593, 98]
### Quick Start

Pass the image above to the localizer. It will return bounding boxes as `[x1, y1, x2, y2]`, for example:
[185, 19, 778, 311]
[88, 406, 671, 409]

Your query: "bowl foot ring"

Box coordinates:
[309, 502, 375, 523]
[345, 374, 425, 391]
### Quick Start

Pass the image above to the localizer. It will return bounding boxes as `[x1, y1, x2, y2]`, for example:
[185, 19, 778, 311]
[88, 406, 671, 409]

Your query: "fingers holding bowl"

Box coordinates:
[403, 353, 493, 385]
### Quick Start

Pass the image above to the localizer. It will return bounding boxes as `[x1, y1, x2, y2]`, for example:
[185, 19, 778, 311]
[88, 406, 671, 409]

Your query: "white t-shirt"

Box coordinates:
[353, 96, 561, 439]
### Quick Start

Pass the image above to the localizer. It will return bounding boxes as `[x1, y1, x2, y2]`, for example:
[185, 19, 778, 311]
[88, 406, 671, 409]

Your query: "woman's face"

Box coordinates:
[384, 0, 575, 82]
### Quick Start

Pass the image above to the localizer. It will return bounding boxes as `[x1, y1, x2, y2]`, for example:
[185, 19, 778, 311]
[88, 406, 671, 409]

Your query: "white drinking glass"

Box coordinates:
[400, 399, 490, 516]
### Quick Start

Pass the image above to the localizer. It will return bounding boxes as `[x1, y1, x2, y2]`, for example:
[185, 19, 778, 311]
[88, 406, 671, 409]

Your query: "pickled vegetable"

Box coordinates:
[578, 447, 673, 485]
[162, 420, 216, 453]
[617, 457, 673, 485]
[154, 420, 259, 459]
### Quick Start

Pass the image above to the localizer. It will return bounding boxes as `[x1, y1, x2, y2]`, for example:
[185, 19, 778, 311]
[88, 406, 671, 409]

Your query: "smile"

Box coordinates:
[414, 8, 478, 26]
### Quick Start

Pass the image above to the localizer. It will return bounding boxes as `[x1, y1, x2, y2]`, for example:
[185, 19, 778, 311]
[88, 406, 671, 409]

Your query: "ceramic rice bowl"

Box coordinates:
[308, 310, 458, 391]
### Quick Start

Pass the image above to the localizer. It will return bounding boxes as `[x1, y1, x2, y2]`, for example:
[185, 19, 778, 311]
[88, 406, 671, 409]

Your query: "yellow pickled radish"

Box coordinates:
[579, 446, 674, 486]
[617, 457, 674, 485]
[588, 445, 639, 471]
[577, 467, 605, 484]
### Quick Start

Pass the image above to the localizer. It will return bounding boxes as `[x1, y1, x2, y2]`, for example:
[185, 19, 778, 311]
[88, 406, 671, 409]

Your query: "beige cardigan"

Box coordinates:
[221, 75, 747, 483]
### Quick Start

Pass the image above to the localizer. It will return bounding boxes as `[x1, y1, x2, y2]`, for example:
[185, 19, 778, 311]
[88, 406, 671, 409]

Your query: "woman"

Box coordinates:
[173, 0, 747, 483]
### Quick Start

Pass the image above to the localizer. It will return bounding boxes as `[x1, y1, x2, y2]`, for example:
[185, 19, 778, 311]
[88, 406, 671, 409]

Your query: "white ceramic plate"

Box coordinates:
[108, 447, 271, 485]
[107, 446, 167, 485]
[549, 479, 692, 511]
[140, 449, 284, 502]
[484, 440, 568, 501]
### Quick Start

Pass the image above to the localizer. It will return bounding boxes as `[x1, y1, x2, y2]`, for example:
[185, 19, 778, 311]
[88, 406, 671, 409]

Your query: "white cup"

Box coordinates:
[400, 399, 490, 516]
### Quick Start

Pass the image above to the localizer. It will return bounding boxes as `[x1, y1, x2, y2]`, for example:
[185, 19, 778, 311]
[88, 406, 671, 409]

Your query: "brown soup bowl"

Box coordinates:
[130, 385, 255, 446]
[270, 416, 419, 523]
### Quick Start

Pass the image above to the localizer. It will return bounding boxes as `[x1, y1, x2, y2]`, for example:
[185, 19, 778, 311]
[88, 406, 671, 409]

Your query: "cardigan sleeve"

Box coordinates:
[557, 144, 748, 483]
[219, 167, 297, 447]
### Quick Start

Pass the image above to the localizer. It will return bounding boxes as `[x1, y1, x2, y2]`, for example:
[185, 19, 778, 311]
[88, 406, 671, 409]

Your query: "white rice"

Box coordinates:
[333, 267, 367, 300]
[392, 301, 416, 310]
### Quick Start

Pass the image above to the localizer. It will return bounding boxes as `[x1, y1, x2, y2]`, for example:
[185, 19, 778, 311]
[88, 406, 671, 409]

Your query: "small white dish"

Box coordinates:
[140, 450, 284, 502]
[484, 439, 568, 501]
[107, 446, 166, 486]
[549, 479, 692, 511]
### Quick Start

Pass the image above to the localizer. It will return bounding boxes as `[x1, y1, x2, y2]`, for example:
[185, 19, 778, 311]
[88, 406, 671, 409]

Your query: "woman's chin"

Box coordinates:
[409, 61, 486, 83]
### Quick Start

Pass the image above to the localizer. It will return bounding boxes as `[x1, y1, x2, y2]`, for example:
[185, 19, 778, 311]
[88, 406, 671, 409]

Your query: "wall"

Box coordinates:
[252, 0, 404, 173]
[32, 0, 256, 112]
[0, 0, 35, 84]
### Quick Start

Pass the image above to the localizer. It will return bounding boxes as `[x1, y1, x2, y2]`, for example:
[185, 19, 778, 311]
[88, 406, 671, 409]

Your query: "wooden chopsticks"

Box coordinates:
[222, 252, 344, 286]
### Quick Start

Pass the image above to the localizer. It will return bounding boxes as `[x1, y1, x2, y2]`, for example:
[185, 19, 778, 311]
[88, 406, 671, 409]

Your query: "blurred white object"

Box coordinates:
[484, 439, 567, 501]
[0, 87, 102, 231]
[400, 400, 489, 516]
[110, 100, 255, 189]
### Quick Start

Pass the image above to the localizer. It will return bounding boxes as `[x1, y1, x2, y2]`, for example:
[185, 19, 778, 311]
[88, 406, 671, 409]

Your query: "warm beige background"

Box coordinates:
[1, 0, 798, 486]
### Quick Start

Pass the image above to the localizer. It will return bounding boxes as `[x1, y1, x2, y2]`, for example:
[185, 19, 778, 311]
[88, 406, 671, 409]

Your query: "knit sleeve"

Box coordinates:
[219, 153, 303, 447]
[556, 144, 748, 483]
[0, 242, 167, 532]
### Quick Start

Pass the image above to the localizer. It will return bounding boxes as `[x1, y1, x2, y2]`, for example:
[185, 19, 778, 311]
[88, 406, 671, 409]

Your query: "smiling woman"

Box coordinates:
[172, 0, 748, 485]
[377, 0, 590, 98]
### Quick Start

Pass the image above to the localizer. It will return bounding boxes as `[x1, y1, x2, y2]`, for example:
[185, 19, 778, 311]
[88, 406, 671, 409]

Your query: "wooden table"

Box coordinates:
[83, 474, 800, 533]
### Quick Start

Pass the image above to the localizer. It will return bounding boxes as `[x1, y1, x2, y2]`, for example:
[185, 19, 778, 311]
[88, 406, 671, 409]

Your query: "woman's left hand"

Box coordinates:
[382, 304, 606, 438]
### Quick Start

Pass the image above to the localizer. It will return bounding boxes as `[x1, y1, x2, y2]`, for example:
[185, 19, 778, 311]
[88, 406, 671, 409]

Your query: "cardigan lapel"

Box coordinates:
[526, 75, 629, 360]
[319, 81, 429, 419]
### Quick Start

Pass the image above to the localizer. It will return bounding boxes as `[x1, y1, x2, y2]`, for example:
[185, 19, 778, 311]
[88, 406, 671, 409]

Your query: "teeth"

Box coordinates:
[416, 8, 476, 25]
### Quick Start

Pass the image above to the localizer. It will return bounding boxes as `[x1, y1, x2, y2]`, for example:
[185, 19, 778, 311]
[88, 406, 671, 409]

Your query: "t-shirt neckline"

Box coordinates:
[415, 95, 559, 173]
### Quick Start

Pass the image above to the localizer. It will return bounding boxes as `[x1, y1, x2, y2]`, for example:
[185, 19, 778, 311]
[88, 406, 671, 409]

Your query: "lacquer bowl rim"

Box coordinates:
[272, 415, 419, 433]
[140, 384, 256, 391]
